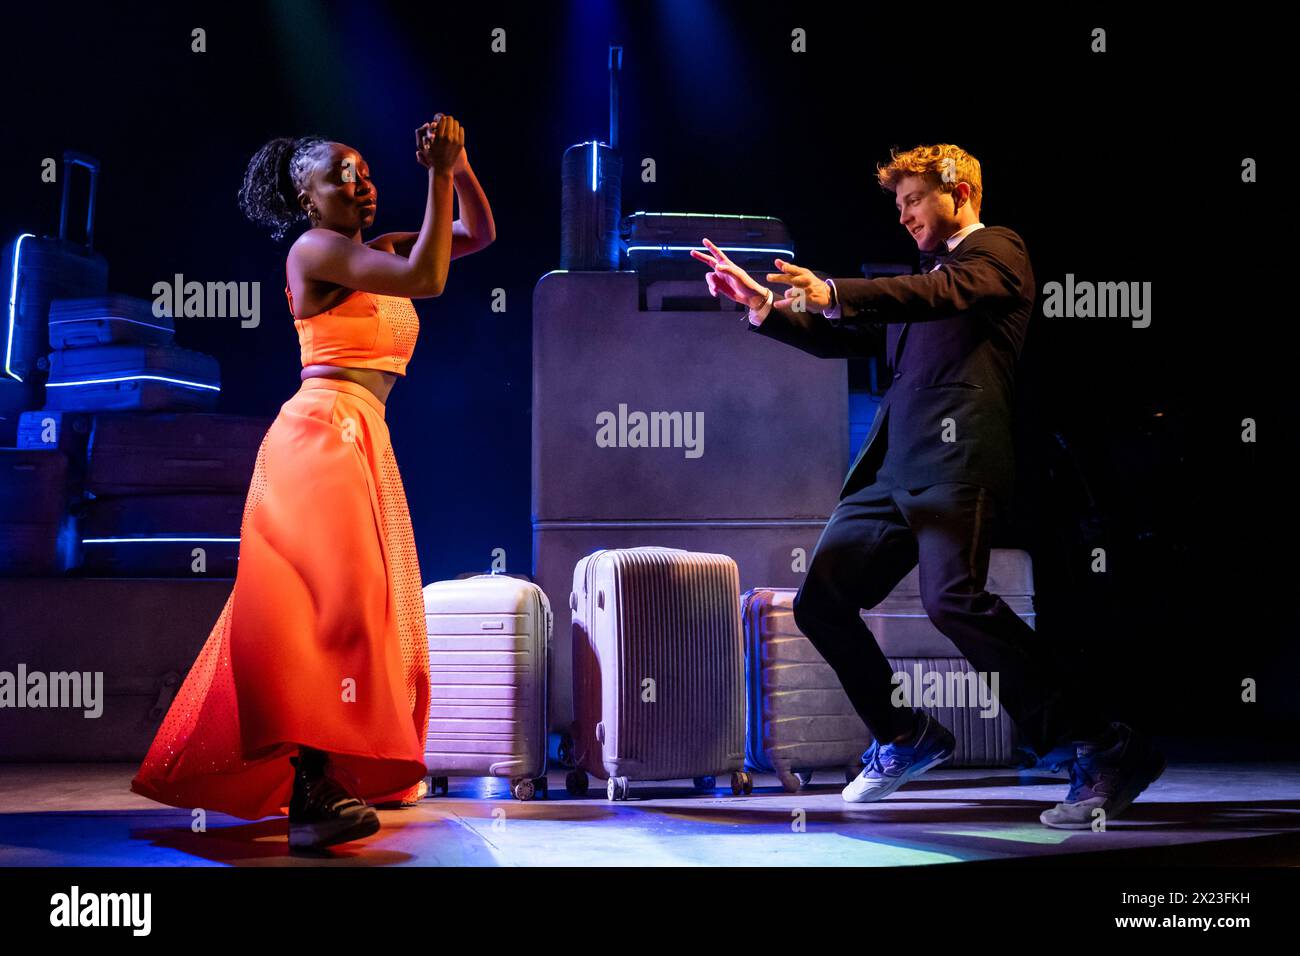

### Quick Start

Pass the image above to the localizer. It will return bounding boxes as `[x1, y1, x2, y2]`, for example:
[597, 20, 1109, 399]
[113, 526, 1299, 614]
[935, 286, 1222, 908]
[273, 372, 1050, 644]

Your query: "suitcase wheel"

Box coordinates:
[730, 771, 753, 796]
[557, 731, 576, 767]
[533, 775, 550, 800]
[428, 775, 450, 797]
[776, 771, 801, 793]
[692, 776, 716, 793]
[606, 776, 630, 801]
[511, 778, 536, 801]
[565, 769, 589, 798]
[794, 771, 814, 788]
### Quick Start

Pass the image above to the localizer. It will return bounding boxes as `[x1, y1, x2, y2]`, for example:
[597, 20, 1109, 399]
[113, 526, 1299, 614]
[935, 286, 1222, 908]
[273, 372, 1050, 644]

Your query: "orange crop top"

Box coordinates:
[286, 285, 420, 376]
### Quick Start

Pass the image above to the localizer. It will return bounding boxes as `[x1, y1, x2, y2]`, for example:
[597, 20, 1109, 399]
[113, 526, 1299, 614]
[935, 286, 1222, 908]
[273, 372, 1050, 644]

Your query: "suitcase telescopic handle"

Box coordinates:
[59, 151, 100, 251]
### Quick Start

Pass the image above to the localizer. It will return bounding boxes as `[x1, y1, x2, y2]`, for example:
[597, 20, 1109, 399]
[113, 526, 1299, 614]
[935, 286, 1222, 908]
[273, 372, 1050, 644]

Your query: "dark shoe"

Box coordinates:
[288, 749, 381, 851]
[1039, 722, 1166, 829]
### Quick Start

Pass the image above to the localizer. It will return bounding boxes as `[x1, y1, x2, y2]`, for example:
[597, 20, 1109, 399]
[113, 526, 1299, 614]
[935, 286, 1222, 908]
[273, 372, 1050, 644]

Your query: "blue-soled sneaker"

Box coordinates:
[843, 711, 956, 803]
[1039, 722, 1166, 829]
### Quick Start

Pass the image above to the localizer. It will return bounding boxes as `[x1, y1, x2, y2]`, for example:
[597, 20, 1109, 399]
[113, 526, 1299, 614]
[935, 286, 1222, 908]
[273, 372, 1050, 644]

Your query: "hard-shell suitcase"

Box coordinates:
[85, 412, 270, 495]
[568, 546, 749, 800]
[742, 587, 871, 791]
[45, 344, 220, 412]
[454, 571, 534, 582]
[421, 574, 552, 800]
[48, 294, 175, 349]
[621, 211, 793, 283]
[0, 448, 78, 574]
[1, 153, 109, 442]
[743, 549, 1036, 790]
[78, 492, 244, 577]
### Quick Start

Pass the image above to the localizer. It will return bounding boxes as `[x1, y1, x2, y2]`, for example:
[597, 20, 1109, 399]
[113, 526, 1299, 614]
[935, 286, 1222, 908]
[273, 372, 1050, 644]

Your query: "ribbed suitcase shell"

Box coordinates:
[421, 575, 551, 786]
[48, 295, 175, 349]
[78, 492, 244, 577]
[571, 547, 746, 782]
[85, 412, 270, 495]
[45, 344, 220, 412]
[744, 550, 1035, 787]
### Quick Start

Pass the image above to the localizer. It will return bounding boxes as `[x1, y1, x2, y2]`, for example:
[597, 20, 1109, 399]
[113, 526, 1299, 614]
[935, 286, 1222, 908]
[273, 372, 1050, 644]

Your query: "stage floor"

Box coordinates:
[1, 762, 1298, 866]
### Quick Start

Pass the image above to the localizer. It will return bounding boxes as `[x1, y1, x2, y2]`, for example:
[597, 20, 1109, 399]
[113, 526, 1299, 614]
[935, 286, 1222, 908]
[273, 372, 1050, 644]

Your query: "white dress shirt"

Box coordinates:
[747, 221, 986, 326]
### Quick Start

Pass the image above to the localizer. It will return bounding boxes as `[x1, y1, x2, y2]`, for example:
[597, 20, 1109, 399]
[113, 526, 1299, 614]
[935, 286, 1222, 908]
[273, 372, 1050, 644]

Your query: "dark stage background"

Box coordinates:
[2, 3, 1292, 747]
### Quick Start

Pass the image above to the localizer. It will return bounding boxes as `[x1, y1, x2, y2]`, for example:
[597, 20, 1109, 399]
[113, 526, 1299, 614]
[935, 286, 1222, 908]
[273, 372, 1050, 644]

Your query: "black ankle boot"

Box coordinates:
[288, 748, 380, 851]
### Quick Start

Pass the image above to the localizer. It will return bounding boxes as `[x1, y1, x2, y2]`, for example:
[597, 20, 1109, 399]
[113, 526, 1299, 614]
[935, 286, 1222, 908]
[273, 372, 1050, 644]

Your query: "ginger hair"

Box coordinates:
[876, 144, 982, 214]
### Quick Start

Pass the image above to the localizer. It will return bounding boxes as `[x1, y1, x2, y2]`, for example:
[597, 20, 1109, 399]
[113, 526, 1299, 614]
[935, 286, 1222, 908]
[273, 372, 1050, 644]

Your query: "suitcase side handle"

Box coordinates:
[59, 151, 100, 252]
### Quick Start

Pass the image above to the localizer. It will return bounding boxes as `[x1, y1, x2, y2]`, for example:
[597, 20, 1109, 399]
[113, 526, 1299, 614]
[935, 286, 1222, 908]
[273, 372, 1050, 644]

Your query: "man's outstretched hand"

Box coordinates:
[766, 260, 832, 311]
[690, 238, 770, 310]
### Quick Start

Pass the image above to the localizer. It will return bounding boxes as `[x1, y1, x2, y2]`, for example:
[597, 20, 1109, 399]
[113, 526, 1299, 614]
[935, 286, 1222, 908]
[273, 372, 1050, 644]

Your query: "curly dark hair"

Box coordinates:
[237, 136, 333, 240]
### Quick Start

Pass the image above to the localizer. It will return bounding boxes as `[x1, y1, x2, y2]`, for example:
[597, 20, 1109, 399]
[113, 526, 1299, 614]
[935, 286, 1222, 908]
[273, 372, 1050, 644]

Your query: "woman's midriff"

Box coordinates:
[301, 365, 397, 405]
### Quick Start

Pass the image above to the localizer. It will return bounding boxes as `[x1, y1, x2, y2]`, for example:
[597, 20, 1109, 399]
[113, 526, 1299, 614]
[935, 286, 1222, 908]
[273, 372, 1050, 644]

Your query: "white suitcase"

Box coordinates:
[421, 573, 552, 800]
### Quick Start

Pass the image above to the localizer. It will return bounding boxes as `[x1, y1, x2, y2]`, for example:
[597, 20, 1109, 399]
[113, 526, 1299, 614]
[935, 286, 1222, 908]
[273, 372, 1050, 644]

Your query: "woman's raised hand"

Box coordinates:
[415, 114, 465, 173]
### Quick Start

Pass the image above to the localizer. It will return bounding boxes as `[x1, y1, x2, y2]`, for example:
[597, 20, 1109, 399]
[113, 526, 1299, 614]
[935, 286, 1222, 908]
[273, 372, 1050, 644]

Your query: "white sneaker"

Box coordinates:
[843, 712, 956, 803]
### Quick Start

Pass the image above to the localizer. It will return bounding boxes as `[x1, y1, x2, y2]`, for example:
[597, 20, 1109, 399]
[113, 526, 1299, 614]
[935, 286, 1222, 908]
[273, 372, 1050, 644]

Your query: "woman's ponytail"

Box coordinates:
[238, 135, 329, 240]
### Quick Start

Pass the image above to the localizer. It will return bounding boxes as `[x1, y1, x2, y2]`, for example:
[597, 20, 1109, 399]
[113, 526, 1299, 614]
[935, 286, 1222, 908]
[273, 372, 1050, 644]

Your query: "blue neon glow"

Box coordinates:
[82, 536, 240, 544]
[46, 374, 220, 391]
[592, 141, 598, 192]
[7, 233, 34, 382]
[631, 212, 780, 221]
[627, 244, 795, 257]
[50, 317, 173, 333]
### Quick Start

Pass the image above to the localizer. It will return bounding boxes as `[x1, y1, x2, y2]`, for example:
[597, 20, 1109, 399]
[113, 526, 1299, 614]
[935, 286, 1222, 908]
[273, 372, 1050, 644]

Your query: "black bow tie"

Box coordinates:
[918, 246, 952, 273]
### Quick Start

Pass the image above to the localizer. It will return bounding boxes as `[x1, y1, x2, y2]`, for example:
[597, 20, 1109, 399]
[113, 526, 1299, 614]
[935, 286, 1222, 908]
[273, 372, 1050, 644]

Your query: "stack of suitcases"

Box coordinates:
[0, 152, 269, 577]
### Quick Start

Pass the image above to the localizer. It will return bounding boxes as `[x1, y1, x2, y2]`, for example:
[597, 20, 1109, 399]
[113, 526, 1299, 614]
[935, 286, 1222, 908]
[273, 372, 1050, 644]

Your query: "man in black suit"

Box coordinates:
[692, 144, 1164, 828]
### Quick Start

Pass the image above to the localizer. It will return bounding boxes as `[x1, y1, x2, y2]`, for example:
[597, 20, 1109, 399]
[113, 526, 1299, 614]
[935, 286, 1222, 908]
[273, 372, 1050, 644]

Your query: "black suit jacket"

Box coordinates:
[750, 225, 1034, 504]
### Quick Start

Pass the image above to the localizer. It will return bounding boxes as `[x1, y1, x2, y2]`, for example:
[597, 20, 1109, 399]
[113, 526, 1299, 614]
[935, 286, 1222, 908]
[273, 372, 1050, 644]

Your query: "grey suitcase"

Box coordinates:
[45, 343, 220, 412]
[568, 547, 749, 800]
[744, 549, 1036, 790]
[621, 211, 794, 283]
[421, 574, 552, 801]
[48, 294, 175, 349]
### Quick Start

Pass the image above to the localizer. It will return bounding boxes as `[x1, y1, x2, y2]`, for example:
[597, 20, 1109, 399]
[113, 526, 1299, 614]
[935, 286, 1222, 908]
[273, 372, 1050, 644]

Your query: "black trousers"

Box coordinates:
[792, 472, 1109, 756]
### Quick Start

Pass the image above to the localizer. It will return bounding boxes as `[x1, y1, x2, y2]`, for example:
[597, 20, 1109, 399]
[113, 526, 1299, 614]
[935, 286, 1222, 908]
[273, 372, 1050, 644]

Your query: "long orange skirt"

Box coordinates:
[131, 377, 431, 820]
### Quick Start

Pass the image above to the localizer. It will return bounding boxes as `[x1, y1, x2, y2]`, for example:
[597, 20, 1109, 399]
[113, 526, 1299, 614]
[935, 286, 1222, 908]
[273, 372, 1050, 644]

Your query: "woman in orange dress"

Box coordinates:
[130, 115, 495, 851]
